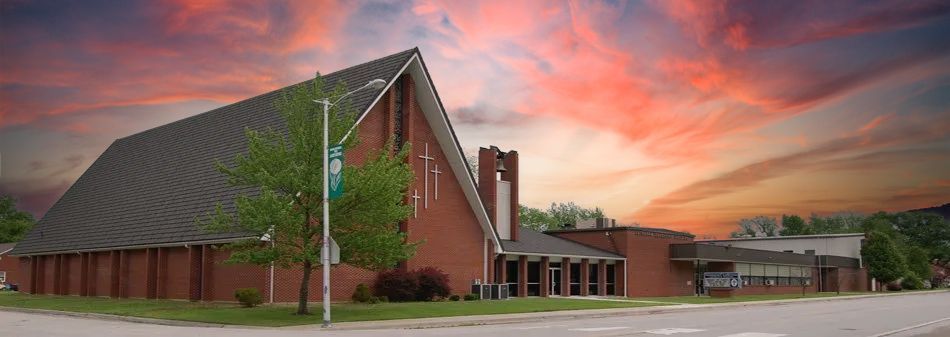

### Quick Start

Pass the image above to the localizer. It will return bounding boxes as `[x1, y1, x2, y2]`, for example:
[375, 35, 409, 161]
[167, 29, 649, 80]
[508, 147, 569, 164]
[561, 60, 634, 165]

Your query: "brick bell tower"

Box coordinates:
[478, 146, 519, 242]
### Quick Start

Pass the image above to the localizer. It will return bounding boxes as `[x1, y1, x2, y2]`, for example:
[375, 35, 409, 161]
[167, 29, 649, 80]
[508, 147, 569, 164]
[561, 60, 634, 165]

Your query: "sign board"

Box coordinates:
[328, 144, 344, 199]
[320, 237, 341, 265]
[703, 272, 742, 289]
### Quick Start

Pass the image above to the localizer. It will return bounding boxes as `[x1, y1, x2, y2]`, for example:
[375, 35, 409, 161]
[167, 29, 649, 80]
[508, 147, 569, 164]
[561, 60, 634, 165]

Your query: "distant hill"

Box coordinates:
[908, 203, 950, 220]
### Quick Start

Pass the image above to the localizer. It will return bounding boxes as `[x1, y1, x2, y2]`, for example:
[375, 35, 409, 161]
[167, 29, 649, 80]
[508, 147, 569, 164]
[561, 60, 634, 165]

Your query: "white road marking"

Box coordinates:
[866, 316, 950, 337]
[717, 333, 787, 337]
[511, 325, 567, 330]
[645, 328, 706, 335]
[570, 326, 629, 332]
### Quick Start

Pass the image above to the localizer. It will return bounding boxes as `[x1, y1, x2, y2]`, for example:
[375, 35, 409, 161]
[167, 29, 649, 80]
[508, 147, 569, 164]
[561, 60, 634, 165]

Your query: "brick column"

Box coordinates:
[540, 257, 550, 297]
[118, 250, 129, 298]
[156, 247, 168, 299]
[109, 251, 120, 298]
[29, 256, 38, 294]
[495, 254, 507, 284]
[146, 248, 158, 299]
[598, 260, 607, 296]
[79, 253, 89, 296]
[52, 254, 62, 295]
[62, 254, 72, 295]
[201, 245, 213, 301]
[561, 257, 571, 297]
[580, 259, 590, 296]
[477, 147, 499, 227]
[86, 252, 97, 297]
[615, 260, 626, 296]
[188, 245, 202, 301]
[517, 256, 528, 297]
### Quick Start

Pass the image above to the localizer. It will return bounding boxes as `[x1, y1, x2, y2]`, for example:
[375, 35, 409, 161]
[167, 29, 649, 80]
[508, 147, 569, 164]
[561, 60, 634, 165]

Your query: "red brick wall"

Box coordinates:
[93, 252, 112, 296]
[66, 254, 82, 295]
[42, 255, 55, 292]
[552, 229, 695, 297]
[15, 257, 31, 291]
[207, 247, 267, 301]
[163, 247, 191, 299]
[124, 249, 148, 298]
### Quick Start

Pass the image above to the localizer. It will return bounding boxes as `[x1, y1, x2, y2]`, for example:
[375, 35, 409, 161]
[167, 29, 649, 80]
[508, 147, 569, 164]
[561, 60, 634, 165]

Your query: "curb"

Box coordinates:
[2, 290, 946, 331]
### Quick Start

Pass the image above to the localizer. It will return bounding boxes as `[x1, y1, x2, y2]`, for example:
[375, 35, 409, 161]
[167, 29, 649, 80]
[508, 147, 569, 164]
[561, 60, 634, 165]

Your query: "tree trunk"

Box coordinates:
[297, 260, 312, 315]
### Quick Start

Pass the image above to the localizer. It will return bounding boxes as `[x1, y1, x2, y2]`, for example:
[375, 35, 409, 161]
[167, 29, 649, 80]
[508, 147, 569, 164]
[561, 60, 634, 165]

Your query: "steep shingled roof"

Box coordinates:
[11, 49, 417, 255]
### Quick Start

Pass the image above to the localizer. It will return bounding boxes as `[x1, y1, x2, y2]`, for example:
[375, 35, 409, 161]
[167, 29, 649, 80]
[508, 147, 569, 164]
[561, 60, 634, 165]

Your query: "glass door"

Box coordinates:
[550, 268, 561, 295]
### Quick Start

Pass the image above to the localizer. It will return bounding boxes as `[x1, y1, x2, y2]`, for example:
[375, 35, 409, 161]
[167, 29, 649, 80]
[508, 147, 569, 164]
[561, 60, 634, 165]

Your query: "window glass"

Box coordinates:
[527, 262, 540, 283]
[790, 266, 802, 278]
[735, 263, 750, 276]
[778, 265, 790, 277]
[802, 268, 812, 277]
[506, 261, 518, 283]
[765, 264, 778, 277]
[570, 263, 581, 283]
[751, 264, 765, 276]
[606, 265, 616, 283]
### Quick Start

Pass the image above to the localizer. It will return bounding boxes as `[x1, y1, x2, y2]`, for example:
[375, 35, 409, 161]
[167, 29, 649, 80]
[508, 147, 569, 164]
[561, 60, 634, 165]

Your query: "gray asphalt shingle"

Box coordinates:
[500, 228, 623, 259]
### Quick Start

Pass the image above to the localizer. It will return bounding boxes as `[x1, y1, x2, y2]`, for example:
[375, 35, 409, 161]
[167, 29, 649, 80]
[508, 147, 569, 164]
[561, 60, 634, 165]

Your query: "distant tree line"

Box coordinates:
[519, 202, 605, 232]
[729, 210, 950, 288]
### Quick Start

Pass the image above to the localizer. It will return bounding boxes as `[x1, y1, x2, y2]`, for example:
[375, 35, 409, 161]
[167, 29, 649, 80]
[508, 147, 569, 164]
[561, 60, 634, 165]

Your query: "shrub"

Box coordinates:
[234, 288, 263, 308]
[463, 293, 478, 301]
[352, 283, 372, 303]
[374, 269, 418, 302]
[414, 267, 451, 301]
[368, 296, 381, 304]
[449, 294, 461, 301]
[901, 273, 924, 290]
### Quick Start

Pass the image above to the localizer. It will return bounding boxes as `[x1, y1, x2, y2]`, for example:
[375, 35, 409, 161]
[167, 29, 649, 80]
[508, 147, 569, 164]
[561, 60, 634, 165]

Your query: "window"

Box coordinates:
[606, 264, 616, 295]
[588, 264, 599, 295]
[0, 271, 5, 283]
[527, 262, 540, 296]
[783, 250, 794, 253]
[393, 77, 404, 151]
[805, 249, 816, 255]
[506, 260, 518, 297]
[570, 263, 581, 295]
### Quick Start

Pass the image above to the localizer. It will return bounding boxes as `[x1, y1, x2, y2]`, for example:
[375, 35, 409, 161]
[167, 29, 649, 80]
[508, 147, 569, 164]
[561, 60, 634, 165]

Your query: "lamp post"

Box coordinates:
[312, 78, 386, 328]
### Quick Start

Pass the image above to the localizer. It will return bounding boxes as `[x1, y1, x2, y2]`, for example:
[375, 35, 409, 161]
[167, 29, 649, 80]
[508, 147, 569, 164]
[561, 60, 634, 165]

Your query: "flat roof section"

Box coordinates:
[700, 233, 865, 242]
[671, 243, 861, 267]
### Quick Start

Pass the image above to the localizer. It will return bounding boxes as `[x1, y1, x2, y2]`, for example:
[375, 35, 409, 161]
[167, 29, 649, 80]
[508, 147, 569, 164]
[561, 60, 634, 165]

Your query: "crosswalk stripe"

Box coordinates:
[645, 328, 706, 335]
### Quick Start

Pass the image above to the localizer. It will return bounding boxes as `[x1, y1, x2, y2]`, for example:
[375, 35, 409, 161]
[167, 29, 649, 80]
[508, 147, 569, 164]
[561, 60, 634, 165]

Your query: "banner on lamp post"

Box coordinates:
[328, 144, 344, 200]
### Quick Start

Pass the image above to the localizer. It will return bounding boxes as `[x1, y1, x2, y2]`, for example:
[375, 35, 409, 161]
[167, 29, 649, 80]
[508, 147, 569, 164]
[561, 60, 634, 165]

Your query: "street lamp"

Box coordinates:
[312, 78, 386, 328]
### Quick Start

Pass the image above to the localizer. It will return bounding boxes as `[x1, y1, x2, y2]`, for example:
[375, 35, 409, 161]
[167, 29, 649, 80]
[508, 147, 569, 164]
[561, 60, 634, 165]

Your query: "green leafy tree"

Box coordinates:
[519, 205, 553, 231]
[904, 245, 933, 280]
[779, 214, 812, 236]
[200, 76, 417, 315]
[518, 202, 605, 231]
[732, 216, 777, 237]
[894, 212, 950, 261]
[861, 231, 907, 284]
[0, 195, 35, 243]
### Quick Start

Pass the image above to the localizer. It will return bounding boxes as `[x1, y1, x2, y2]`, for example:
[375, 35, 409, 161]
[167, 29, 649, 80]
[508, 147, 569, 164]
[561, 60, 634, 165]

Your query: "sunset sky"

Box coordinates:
[1, 0, 949, 238]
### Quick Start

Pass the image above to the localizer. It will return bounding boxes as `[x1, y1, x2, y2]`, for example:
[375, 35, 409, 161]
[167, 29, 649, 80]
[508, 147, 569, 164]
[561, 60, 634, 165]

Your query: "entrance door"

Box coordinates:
[550, 268, 561, 296]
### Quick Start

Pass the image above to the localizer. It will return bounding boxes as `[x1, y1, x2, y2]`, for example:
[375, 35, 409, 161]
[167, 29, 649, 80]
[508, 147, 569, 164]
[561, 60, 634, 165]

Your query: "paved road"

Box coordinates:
[5, 292, 950, 337]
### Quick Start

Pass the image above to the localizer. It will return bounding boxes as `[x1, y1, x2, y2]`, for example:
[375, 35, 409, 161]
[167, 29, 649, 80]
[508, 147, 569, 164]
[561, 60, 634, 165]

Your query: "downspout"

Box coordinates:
[623, 261, 628, 297]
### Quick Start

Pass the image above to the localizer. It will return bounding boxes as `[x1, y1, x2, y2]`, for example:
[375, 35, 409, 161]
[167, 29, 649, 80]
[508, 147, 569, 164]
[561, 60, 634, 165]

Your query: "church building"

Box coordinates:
[9, 48, 868, 301]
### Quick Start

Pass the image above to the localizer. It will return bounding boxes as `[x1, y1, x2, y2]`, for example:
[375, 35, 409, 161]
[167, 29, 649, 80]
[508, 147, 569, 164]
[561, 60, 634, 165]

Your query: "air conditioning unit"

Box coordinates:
[471, 283, 490, 300]
[765, 279, 776, 286]
[490, 284, 509, 300]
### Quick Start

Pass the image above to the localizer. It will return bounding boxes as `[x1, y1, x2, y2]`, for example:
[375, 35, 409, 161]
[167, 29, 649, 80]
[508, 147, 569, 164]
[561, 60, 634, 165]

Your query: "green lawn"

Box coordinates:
[632, 292, 868, 304]
[0, 293, 663, 327]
